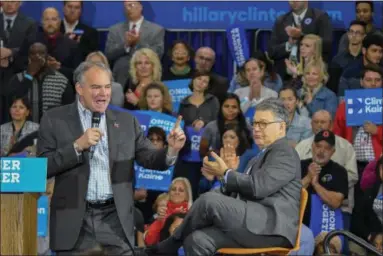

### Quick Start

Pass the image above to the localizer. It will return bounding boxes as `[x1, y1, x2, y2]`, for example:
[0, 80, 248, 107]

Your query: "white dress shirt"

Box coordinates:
[63, 19, 79, 33]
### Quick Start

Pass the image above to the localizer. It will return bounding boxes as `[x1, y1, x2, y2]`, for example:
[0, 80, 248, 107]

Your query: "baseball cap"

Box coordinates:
[314, 130, 335, 147]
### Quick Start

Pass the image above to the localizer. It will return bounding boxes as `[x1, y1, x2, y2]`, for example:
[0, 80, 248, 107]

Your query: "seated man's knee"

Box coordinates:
[183, 230, 216, 256]
[197, 192, 222, 208]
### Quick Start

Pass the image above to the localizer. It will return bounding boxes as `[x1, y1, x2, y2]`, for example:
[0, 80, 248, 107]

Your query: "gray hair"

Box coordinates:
[256, 98, 289, 124]
[73, 61, 113, 85]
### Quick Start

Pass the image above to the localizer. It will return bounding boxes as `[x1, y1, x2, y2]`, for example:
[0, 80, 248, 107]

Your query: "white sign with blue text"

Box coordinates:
[0, 158, 47, 192]
[345, 88, 382, 126]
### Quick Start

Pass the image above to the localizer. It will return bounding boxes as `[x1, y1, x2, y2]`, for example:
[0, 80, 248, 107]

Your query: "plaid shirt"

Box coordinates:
[354, 126, 375, 162]
[77, 102, 113, 201]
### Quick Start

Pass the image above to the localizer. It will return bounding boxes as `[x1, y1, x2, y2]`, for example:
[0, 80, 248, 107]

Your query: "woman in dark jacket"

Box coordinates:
[351, 155, 383, 244]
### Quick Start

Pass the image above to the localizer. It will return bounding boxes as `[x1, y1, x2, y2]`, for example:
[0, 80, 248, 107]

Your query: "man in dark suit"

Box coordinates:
[61, 1, 99, 60]
[37, 61, 186, 255]
[0, 1, 37, 123]
[105, 0, 165, 85]
[149, 98, 302, 255]
[35, 7, 82, 83]
[268, 0, 333, 80]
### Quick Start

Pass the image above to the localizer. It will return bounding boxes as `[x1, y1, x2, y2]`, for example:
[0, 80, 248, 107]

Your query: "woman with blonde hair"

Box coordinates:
[124, 48, 162, 110]
[86, 51, 124, 107]
[144, 177, 193, 246]
[285, 34, 325, 87]
[138, 82, 173, 115]
[298, 61, 338, 118]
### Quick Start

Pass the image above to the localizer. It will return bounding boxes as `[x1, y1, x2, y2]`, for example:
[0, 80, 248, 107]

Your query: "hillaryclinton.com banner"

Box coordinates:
[21, 1, 382, 30]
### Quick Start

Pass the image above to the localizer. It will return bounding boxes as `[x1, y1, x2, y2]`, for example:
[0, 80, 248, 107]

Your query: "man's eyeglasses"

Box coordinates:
[251, 121, 283, 130]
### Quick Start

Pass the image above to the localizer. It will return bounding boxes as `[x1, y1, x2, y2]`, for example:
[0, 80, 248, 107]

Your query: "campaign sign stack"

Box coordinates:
[345, 88, 382, 126]
[0, 157, 47, 255]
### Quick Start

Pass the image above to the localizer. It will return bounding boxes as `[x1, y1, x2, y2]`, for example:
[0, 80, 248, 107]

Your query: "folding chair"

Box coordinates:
[217, 188, 308, 255]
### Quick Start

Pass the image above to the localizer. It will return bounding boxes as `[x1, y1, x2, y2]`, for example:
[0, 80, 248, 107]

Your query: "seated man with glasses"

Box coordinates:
[144, 98, 302, 256]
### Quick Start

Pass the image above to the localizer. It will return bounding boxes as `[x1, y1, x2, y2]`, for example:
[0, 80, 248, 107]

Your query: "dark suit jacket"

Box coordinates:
[60, 21, 99, 60]
[34, 32, 82, 84]
[207, 72, 229, 103]
[268, 8, 333, 79]
[37, 102, 170, 251]
[224, 137, 302, 246]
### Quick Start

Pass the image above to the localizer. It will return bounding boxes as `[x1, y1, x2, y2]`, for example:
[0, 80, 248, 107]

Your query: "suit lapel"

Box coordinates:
[106, 109, 118, 172]
[301, 8, 315, 34]
[0, 14, 4, 41]
[284, 11, 295, 28]
[66, 102, 88, 161]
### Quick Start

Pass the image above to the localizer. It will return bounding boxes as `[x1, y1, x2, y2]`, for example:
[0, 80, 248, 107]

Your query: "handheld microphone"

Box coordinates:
[90, 112, 101, 159]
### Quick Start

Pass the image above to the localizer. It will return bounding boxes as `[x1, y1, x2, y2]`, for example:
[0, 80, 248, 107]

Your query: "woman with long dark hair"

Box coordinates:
[199, 93, 252, 157]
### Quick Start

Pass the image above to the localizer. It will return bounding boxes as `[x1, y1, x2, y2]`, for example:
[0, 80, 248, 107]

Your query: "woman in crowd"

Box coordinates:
[176, 71, 219, 199]
[200, 123, 257, 193]
[285, 34, 324, 83]
[298, 61, 338, 118]
[313, 232, 342, 256]
[230, 51, 283, 93]
[163, 40, 194, 81]
[279, 85, 312, 147]
[351, 155, 383, 251]
[135, 127, 169, 224]
[124, 48, 162, 110]
[1, 97, 39, 156]
[178, 71, 219, 127]
[85, 51, 124, 107]
[138, 82, 173, 115]
[144, 178, 193, 246]
[199, 93, 252, 157]
[234, 53, 278, 114]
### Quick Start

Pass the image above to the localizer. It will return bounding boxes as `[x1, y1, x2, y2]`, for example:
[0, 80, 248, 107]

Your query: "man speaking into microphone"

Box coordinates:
[37, 61, 186, 255]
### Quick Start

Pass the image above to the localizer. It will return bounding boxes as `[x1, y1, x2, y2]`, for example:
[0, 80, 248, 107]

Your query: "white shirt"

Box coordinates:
[3, 13, 17, 31]
[292, 8, 308, 27]
[234, 86, 278, 114]
[63, 19, 79, 33]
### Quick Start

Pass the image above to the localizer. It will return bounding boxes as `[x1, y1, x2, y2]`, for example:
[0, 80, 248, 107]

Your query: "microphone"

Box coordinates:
[90, 112, 101, 159]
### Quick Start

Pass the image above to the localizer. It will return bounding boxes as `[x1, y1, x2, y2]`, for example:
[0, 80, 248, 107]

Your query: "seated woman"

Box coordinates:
[200, 123, 257, 193]
[199, 93, 252, 157]
[229, 52, 283, 93]
[1, 97, 39, 156]
[86, 51, 124, 107]
[144, 177, 193, 246]
[279, 85, 312, 147]
[285, 34, 324, 89]
[298, 61, 338, 118]
[163, 40, 194, 81]
[124, 48, 162, 110]
[234, 52, 278, 115]
[138, 82, 173, 115]
[351, 156, 383, 245]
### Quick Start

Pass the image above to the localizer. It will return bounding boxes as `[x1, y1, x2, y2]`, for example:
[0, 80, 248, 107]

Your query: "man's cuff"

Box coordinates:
[285, 42, 293, 52]
[224, 169, 232, 183]
[125, 46, 131, 53]
[165, 152, 178, 166]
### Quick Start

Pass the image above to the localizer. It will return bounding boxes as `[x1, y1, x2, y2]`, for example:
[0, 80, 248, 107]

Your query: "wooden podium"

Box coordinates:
[1, 157, 47, 256]
[1, 193, 38, 255]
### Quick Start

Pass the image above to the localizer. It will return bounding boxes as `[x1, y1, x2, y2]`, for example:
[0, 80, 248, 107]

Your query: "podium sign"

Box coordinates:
[0, 158, 47, 192]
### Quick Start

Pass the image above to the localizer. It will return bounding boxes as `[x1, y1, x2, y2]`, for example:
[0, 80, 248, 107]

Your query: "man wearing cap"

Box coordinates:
[301, 130, 349, 226]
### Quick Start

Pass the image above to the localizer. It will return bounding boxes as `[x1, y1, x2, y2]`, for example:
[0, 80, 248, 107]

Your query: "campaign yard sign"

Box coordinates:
[134, 164, 175, 192]
[0, 158, 47, 192]
[345, 88, 382, 126]
[163, 79, 192, 113]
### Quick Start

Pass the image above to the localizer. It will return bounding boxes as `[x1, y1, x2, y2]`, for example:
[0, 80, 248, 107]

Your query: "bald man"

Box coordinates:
[295, 109, 358, 230]
[194, 47, 229, 103]
[28, 7, 82, 84]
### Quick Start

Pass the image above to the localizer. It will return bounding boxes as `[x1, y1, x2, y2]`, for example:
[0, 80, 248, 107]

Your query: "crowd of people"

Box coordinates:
[1, 1, 382, 255]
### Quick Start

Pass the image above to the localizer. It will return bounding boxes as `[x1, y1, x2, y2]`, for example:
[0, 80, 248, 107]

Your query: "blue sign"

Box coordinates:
[182, 126, 204, 162]
[227, 26, 250, 67]
[37, 195, 49, 237]
[0, 158, 47, 192]
[244, 106, 256, 126]
[163, 79, 192, 113]
[309, 194, 344, 240]
[345, 88, 383, 126]
[20, 2, 383, 30]
[135, 110, 184, 135]
[134, 163, 174, 191]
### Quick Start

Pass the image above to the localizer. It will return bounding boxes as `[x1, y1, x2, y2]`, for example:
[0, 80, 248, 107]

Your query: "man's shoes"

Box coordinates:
[141, 237, 182, 256]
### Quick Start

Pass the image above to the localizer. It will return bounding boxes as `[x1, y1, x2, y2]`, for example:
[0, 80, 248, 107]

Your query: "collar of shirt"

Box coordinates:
[3, 13, 17, 27]
[292, 8, 307, 26]
[77, 100, 106, 120]
[129, 16, 144, 31]
[63, 19, 79, 33]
